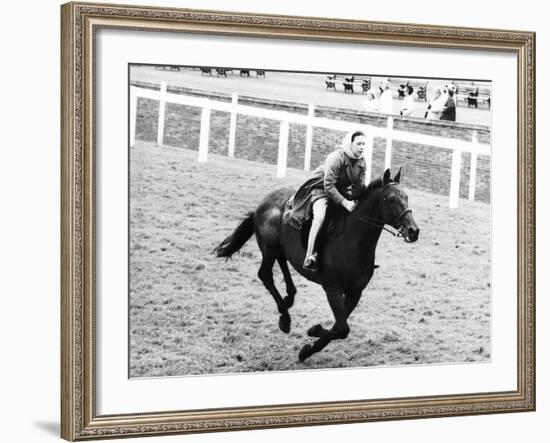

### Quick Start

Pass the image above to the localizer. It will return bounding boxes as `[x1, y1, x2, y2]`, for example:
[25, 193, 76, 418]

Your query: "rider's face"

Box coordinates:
[351, 135, 366, 157]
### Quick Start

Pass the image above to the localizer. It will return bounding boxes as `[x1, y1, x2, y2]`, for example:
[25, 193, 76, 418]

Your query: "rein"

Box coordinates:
[353, 215, 403, 237]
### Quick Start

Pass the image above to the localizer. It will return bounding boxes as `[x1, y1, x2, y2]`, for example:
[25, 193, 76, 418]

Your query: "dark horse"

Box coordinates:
[214, 168, 420, 362]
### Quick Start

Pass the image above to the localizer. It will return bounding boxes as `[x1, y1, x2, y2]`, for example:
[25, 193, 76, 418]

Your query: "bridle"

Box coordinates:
[353, 182, 412, 238]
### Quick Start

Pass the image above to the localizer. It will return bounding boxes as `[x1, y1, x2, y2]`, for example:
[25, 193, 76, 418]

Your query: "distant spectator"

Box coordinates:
[440, 87, 456, 122]
[379, 80, 393, 114]
[448, 84, 457, 103]
[361, 89, 379, 113]
[425, 87, 446, 120]
[397, 83, 407, 99]
[400, 85, 415, 117]
[442, 84, 457, 105]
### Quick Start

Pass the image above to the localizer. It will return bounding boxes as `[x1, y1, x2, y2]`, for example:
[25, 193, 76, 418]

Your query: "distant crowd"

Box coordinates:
[362, 80, 457, 121]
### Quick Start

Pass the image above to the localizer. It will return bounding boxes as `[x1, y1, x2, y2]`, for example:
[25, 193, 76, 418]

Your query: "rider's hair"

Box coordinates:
[351, 130, 365, 142]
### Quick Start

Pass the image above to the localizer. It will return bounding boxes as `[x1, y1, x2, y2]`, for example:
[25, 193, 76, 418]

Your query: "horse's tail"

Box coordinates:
[214, 212, 255, 258]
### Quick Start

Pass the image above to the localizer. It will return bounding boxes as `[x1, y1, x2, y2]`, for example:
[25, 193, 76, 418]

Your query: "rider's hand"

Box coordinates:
[342, 200, 357, 212]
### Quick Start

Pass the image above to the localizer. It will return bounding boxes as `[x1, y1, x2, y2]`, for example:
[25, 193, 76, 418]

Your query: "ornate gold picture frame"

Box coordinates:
[61, 1, 535, 440]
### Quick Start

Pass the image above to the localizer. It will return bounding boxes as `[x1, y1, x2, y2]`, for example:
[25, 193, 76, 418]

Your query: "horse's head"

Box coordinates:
[357, 168, 420, 243]
[379, 168, 419, 242]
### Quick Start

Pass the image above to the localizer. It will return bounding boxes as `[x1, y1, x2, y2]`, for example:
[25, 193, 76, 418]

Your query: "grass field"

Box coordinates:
[129, 141, 491, 377]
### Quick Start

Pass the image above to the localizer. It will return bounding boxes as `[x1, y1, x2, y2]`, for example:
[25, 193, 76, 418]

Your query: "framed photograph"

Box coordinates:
[61, 1, 535, 440]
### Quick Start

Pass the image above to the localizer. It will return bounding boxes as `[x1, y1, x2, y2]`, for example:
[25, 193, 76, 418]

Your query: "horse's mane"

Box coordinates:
[358, 177, 384, 201]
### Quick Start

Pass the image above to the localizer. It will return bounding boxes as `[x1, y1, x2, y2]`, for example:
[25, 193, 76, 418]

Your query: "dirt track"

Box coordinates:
[129, 141, 491, 377]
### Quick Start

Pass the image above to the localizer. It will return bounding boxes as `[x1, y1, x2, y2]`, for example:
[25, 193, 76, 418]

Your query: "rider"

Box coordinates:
[298, 130, 367, 272]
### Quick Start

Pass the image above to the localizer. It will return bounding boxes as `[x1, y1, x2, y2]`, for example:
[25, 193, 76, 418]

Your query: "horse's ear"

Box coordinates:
[394, 167, 402, 183]
[383, 168, 391, 185]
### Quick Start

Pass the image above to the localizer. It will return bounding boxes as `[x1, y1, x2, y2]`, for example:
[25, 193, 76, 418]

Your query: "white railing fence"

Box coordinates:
[130, 82, 490, 208]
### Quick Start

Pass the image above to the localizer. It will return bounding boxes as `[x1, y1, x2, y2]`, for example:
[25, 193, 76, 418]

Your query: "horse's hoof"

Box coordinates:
[279, 313, 291, 333]
[298, 344, 313, 363]
[307, 324, 324, 337]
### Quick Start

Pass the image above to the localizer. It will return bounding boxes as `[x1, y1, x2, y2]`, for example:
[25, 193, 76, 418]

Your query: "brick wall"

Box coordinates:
[132, 81, 491, 203]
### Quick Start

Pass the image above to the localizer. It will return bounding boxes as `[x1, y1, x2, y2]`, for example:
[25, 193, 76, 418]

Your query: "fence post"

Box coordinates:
[198, 107, 211, 162]
[277, 120, 289, 178]
[130, 88, 137, 147]
[384, 117, 394, 170]
[157, 81, 167, 146]
[449, 149, 462, 208]
[364, 127, 374, 184]
[228, 93, 238, 158]
[303, 104, 315, 171]
[468, 131, 479, 201]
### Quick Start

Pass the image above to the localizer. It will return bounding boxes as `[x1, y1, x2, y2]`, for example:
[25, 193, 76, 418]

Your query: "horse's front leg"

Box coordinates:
[344, 287, 364, 316]
[299, 336, 331, 362]
[299, 286, 349, 362]
[306, 287, 362, 338]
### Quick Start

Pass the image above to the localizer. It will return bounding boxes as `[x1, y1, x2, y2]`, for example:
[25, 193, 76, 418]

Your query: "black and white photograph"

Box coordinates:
[2, 0, 546, 441]
[129, 65, 492, 377]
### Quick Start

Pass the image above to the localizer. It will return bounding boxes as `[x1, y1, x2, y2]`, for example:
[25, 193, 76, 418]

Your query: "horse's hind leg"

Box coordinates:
[258, 253, 292, 333]
[277, 256, 296, 309]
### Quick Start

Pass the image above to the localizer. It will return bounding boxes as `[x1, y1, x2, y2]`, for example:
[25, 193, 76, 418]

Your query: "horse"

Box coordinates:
[214, 168, 420, 362]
